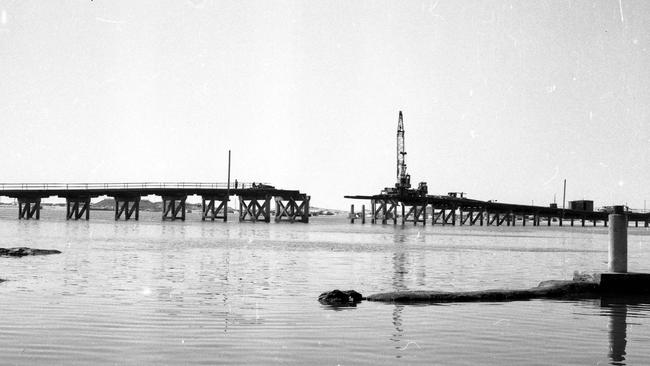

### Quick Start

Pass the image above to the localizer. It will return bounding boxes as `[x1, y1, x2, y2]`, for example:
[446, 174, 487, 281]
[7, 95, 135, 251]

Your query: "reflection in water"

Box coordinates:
[602, 299, 628, 366]
[391, 234, 408, 354]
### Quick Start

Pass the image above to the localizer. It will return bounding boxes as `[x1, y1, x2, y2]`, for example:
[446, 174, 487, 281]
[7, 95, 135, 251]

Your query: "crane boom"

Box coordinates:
[397, 111, 405, 181]
[381, 110, 427, 197]
[396, 111, 410, 190]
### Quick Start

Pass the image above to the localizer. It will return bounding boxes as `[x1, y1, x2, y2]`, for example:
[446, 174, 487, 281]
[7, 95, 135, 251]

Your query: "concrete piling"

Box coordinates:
[608, 206, 628, 273]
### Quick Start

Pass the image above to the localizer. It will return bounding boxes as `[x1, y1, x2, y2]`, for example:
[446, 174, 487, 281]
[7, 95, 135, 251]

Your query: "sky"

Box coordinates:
[1, 0, 649, 210]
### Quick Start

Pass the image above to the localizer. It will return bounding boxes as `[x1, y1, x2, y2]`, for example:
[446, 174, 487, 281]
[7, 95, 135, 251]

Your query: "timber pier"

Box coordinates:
[345, 193, 650, 228]
[0, 182, 310, 223]
[345, 110, 650, 228]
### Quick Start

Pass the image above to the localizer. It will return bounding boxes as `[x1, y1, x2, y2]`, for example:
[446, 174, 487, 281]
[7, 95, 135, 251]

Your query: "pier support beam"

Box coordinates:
[162, 195, 187, 221]
[202, 195, 229, 222]
[401, 202, 426, 226]
[114, 195, 140, 221]
[18, 197, 41, 220]
[66, 196, 90, 220]
[472, 210, 484, 226]
[431, 206, 454, 225]
[275, 195, 310, 223]
[371, 198, 398, 224]
[239, 195, 271, 223]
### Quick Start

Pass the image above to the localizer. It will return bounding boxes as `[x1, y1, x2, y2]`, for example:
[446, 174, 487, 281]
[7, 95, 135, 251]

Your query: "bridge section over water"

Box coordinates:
[1, 183, 310, 223]
[345, 194, 650, 228]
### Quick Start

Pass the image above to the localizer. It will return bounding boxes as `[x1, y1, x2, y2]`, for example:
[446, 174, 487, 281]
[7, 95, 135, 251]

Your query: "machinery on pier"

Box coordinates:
[382, 111, 428, 198]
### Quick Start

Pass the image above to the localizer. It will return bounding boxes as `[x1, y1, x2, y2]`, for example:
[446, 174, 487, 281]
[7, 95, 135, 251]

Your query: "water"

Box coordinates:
[1, 207, 650, 365]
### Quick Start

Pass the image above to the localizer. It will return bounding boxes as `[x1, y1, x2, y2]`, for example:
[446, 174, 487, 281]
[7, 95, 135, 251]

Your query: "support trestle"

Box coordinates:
[162, 195, 187, 221]
[18, 197, 41, 220]
[401, 202, 426, 225]
[202, 195, 229, 222]
[239, 195, 271, 223]
[371, 198, 398, 224]
[431, 206, 456, 225]
[275, 195, 310, 223]
[66, 196, 90, 220]
[114, 195, 140, 221]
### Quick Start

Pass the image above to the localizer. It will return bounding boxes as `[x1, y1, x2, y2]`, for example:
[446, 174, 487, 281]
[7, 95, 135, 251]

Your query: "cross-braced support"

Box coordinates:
[114, 195, 140, 221]
[432, 206, 456, 225]
[162, 195, 187, 221]
[472, 210, 484, 226]
[371, 198, 398, 224]
[239, 195, 271, 223]
[401, 202, 426, 225]
[66, 196, 90, 220]
[275, 195, 310, 223]
[487, 212, 498, 226]
[202, 195, 229, 222]
[18, 197, 41, 220]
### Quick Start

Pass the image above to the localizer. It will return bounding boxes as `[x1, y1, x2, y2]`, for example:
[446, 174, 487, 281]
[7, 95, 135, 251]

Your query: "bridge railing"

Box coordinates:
[0, 182, 273, 191]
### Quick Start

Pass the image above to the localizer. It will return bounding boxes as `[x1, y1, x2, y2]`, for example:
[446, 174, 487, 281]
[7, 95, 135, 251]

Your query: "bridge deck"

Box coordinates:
[345, 194, 650, 225]
[0, 183, 306, 199]
[0, 183, 311, 223]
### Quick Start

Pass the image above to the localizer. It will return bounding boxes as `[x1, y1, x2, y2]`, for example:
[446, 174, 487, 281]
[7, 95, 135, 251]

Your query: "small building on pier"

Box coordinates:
[569, 200, 594, 212]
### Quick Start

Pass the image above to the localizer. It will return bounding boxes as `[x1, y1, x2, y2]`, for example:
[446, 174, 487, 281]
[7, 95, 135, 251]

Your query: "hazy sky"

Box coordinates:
[1, 1, 649, 210]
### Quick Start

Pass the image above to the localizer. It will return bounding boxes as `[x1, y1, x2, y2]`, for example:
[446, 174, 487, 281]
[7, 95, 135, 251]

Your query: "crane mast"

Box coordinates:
[382, 111, 427, 197]
[396, 111, 410, 190]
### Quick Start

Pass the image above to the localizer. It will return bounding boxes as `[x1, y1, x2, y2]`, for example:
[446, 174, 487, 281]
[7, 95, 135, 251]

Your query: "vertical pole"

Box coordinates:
[609, 206, 627, 273]
[422, 204, 426, 226]
[361, 204, 366, 224]
[562, 178, 566, 227]
[393, 202, 398, 225]
[401, 203, 405, 225]
[226, 150, 231, 222]
[371, 199, 376, 224]
[350, 204, 355, 224]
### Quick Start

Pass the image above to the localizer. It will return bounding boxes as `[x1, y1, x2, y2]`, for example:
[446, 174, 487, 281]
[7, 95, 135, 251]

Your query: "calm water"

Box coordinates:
[1, 207, 650, 365]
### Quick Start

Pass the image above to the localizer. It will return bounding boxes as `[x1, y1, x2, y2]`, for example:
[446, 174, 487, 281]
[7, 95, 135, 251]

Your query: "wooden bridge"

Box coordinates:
[345, 194, 650, 228]
[0, 182, 310, 223]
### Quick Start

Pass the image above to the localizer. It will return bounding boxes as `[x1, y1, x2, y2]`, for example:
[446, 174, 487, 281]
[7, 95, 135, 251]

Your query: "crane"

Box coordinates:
[382, 111, 428, 197]
[396, 111, 410, 190]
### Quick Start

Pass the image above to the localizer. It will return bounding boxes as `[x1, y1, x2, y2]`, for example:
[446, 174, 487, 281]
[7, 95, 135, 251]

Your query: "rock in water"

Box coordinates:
[0, 247, 62, 257]
[318, 289, 363, 306]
